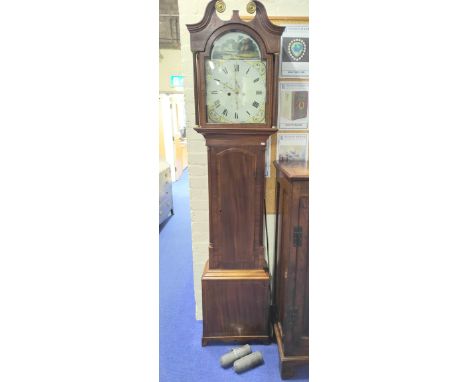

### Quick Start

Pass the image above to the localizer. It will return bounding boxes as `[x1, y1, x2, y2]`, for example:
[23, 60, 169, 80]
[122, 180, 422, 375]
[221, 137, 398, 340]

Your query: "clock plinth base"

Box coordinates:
[201, 261, 270, 345]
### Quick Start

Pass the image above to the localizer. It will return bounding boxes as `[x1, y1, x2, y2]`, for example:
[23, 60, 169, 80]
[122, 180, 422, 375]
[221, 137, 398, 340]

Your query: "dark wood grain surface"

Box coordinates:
[187, 0, 284, 345]
[187, 0, 284, 129]
[202, 261, 270, 345]
[273, 161, 309, 378]
[274, 160, 309, 180]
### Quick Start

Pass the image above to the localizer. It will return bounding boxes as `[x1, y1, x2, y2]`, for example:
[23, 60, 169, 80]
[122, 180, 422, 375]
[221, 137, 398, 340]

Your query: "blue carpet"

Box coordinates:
[159, 169, 309, 381]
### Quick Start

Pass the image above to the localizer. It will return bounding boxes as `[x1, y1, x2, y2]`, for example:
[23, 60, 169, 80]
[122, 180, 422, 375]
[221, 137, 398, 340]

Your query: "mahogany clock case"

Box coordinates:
[197, 129, 274, 345]
[195, 129, 275, 270]
[187, 1, 285, 346]
[195, 24, 275, 128]
[187, 0, 284, 129]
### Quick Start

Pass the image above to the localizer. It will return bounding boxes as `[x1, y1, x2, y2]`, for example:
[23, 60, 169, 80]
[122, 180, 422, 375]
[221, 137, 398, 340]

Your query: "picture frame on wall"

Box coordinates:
[280, 25, 309, 78]
[276, 133, 309, 162]
[278, 81, 309, 130]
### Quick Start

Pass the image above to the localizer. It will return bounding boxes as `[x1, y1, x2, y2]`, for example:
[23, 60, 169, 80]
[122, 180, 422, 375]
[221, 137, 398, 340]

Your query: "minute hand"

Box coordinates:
[234, 69, 239, 112]
[216, 79, 236, 92]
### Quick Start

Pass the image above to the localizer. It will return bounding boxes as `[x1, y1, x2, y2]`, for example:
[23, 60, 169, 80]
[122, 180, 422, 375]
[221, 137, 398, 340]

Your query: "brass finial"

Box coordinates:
[246, 1, 256, 14]
[215, 0, 226, 13]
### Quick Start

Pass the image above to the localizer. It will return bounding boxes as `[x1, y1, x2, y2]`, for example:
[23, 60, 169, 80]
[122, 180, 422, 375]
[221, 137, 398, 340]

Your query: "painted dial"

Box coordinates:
[204, 31, 267, 124]
[206, 59, 266, 123]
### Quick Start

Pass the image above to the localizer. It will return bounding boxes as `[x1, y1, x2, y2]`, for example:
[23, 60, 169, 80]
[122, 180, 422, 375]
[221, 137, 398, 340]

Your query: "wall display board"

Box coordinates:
[278, 81, 309, 130]
[280, 25, 309, 78]
[276, 133, 308, 162]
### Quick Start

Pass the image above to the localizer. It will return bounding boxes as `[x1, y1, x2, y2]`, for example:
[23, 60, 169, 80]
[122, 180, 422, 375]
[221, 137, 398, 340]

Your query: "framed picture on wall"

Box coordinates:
[278, 81, 309, 130]
[280, 25, 309, 78]
[276, 133, 308, 162]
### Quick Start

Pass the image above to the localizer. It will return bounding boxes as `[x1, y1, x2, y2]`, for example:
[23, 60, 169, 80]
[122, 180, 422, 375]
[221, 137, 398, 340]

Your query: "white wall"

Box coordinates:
[178, 0, 308, 320]
[159, 49, 183, 93]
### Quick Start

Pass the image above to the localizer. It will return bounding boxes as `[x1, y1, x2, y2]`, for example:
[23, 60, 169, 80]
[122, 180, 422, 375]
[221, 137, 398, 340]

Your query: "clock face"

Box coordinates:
[205, 32, 266, 124]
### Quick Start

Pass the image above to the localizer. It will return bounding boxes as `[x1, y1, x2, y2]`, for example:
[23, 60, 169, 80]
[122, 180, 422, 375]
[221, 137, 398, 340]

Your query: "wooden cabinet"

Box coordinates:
[273, 161, 309, 379]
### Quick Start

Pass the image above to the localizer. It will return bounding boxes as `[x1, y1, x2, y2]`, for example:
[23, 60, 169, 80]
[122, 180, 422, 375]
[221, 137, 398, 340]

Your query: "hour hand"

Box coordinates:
[234, 79, 241, 93]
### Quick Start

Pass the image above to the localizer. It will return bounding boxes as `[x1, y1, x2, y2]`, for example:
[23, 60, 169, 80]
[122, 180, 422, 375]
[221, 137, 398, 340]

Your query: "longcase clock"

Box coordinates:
[187, 0, 284, 345]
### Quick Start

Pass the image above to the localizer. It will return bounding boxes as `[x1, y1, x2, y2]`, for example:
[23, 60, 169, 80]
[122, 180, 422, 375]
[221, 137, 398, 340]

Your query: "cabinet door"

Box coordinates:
[292, 194, 309, 354]
[284, 181, 309, 356]
[209, 146, 264, 269]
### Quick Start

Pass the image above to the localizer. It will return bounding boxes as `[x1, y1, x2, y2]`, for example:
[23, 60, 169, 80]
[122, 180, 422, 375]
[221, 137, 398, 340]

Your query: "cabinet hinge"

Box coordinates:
[293, 226, 302, 247]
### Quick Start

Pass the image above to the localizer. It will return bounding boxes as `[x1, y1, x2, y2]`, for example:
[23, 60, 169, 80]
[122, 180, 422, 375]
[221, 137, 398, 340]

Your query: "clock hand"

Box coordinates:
[235, 84, 239, 114]
[234, 66, 239, 115]
[215, 79, 236, 92]
[235, 79, 241, 94]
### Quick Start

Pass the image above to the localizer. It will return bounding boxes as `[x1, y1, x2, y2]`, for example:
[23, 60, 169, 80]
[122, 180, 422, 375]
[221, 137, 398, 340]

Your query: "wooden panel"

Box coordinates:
[276, 180, 290, 325]
[273, 162, 309, 374]
[194, 130, 276, 270]
[202, 263, 270, 341]
[202, 280, 269, 337]
[283, 179, 309, 356]
[216, 148, 256, 267]
[290, 192, 309, 355]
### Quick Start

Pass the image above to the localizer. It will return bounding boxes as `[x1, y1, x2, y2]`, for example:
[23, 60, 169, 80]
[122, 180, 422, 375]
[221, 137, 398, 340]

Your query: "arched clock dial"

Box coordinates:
[204, 31, 266, 124]
[206, 59, 266, 123]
